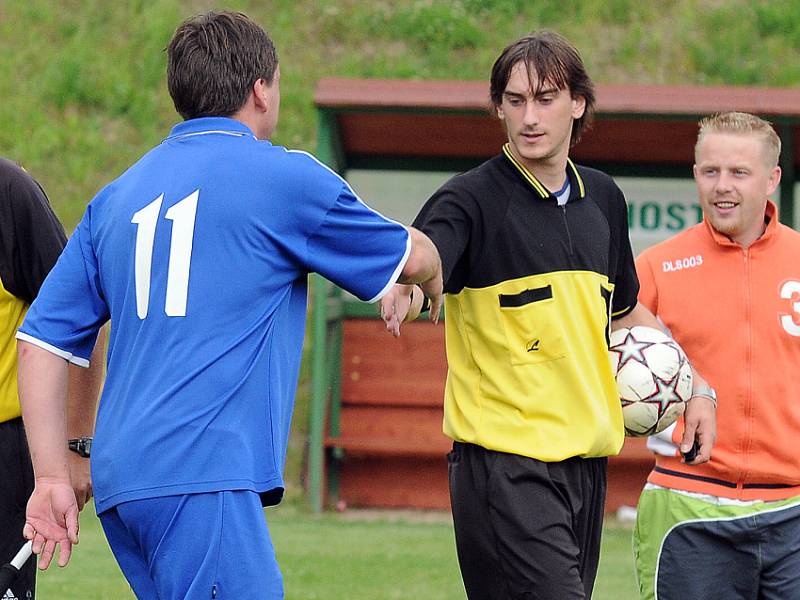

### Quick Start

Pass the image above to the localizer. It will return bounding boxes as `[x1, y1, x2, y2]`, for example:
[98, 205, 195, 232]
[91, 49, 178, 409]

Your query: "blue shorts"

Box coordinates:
[634, 487, 800, 600]
[99, 490, 283, 599]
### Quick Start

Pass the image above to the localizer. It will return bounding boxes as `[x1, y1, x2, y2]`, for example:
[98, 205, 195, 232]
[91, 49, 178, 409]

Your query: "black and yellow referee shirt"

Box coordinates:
[415, 145, 639, 461]
[0, 157, 66, 423]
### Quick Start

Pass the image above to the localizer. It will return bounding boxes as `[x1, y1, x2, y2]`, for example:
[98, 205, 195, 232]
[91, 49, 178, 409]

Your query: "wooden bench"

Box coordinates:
[325, 318, 654, 511]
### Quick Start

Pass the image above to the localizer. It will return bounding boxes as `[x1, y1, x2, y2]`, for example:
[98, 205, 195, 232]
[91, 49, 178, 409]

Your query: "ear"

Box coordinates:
[692, 164, 699, 181]
[571, 95, 586, 119]
[766, 165, 782, 196]
[495, 103, 505, 121]
[252, 78, 270, 112]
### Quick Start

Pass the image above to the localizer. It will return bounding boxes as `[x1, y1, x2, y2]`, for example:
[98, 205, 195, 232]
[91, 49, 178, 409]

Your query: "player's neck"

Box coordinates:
[232, 98, 271, 140]
[522, 155, 569, 193]
[730, 217, 768, 249]
[231, 112, 266, 140]
[507, 142, 570, 193]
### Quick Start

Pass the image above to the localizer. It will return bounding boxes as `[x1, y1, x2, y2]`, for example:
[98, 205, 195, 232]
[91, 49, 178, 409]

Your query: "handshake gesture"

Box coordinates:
[380, 227, 443, 337]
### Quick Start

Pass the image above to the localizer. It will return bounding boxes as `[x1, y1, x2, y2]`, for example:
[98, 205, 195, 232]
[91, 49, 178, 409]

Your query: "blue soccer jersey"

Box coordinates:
[17, 117, 410, 513]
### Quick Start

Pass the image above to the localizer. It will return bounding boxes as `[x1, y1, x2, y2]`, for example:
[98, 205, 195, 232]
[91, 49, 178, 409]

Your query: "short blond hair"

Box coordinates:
[695, 112, 781, 167]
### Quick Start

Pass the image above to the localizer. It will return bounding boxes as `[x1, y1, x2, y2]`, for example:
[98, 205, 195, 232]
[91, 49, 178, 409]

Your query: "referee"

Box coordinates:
[381, 31, 715, 599]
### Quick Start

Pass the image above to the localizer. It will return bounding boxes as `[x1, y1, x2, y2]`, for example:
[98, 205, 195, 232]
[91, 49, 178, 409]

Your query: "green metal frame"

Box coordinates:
[308, 110, 345, 512]
[308, 277, 345, 512]
[307, 275, 328, 512]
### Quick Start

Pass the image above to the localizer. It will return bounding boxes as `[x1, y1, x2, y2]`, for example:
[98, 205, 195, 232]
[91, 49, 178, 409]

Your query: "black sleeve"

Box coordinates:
[412, 183, 478, 294]
[0, 159, 67, 303]
[609, 184, 639, 318]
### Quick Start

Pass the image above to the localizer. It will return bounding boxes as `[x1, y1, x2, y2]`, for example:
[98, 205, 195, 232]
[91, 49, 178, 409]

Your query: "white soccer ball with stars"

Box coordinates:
[608, 325, 693, 437]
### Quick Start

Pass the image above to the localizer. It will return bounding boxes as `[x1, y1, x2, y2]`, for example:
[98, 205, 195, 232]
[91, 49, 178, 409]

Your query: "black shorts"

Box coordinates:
[0, 417, 36, 599]
[448, 442, 607, 600]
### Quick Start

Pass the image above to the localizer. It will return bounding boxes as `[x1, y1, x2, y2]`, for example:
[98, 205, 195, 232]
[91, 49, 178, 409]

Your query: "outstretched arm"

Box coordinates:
[18, 341, 79, 570]
[381, 227, 443, 337]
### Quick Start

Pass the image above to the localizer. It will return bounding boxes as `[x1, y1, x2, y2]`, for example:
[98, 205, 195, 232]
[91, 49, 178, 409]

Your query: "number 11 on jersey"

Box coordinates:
[131, 190, 199, 319]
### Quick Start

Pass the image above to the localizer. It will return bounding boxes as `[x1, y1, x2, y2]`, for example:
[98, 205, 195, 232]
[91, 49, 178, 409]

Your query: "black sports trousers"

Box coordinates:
[448, 441, 607, 600]
[0, 417, 35, 599]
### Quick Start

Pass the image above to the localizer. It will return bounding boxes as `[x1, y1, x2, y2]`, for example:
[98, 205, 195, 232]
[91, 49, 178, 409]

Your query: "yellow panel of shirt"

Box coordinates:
[0, 280, 27, 421]
[442, 269, 624, 461]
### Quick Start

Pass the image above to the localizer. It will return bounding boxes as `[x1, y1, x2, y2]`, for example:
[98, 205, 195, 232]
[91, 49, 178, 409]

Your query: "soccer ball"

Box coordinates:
[608, 325, 693, 437]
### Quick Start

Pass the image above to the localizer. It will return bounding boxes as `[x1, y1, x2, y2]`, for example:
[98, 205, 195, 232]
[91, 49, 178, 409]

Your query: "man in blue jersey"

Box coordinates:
[16, 11, 442, 599]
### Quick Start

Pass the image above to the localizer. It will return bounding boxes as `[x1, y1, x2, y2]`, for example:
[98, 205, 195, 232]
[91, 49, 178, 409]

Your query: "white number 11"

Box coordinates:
[131, 190, 199, 319]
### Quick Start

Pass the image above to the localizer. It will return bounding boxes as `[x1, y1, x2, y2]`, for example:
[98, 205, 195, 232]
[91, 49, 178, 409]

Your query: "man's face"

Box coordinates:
[693, 132, 781, 247]
[496, 61, 585, 172]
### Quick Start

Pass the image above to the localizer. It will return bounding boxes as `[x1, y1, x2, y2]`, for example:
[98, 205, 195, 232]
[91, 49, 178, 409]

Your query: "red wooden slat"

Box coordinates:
[332, 317, 654, 511]
[341, 319, 447, 407]
[317, 77, 800, 118]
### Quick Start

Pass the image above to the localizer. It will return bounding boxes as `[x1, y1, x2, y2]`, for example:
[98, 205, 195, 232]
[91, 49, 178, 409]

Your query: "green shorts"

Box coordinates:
[634, 486, 800, 600]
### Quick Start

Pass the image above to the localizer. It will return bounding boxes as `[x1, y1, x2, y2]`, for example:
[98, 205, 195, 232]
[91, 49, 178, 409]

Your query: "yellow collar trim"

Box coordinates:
[567, 158, 585, 198]
[502, 143, 585, 200]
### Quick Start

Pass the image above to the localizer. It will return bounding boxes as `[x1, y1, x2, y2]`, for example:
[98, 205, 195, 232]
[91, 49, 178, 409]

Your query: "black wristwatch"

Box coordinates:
[417, 286, 431, 314]
[68, 436, 93, 458]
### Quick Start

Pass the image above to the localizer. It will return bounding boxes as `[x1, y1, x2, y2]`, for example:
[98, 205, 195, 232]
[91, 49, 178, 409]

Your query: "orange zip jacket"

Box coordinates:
[636, 201, 800, 500]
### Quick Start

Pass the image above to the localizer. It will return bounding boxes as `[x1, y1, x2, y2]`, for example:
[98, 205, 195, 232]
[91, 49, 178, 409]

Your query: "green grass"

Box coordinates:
[3, 0, 800, 231]
[594, 520, 639, 599]
[36, 503, 636, 599]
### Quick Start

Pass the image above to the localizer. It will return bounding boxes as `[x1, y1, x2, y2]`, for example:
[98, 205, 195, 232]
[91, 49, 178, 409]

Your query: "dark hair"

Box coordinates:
[490, 31, 595, 145]
[167, 11, 278, 120]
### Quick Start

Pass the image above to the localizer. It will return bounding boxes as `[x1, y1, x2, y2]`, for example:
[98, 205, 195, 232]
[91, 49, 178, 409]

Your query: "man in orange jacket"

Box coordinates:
[633, 112, 800, 599]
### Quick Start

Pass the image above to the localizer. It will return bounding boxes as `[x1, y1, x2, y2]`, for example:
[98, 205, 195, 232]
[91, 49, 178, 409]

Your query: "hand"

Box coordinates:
[23, 478, 79, 569]
[380, 285, 414, 337]
[680, 395, 716, 465]
[68, 452, 93, 511]
[419, 268, 443, 325]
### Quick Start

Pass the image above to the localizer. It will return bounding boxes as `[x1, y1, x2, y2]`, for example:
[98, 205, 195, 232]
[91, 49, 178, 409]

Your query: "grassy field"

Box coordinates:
[3, 0, 800, 228]
[36, 503, 637, 599]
